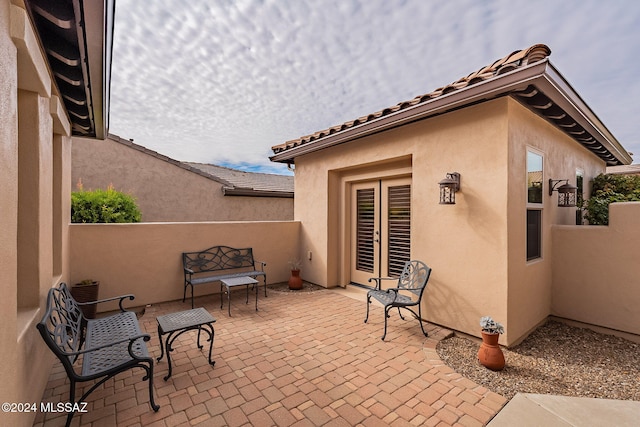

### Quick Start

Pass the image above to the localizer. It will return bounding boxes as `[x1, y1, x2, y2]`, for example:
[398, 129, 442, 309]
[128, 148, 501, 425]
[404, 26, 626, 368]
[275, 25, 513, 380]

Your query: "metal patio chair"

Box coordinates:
[364, 260, 432, 340]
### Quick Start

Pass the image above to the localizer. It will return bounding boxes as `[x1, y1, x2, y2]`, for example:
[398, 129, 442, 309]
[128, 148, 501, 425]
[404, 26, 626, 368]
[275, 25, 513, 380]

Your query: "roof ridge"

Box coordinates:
[271, 44, 551, 154]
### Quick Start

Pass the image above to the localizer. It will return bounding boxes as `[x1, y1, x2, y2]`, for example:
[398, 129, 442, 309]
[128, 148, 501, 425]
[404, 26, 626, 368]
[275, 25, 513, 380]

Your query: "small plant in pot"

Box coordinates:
[288, 258, 303, 290]
[478, 316, 505, 371]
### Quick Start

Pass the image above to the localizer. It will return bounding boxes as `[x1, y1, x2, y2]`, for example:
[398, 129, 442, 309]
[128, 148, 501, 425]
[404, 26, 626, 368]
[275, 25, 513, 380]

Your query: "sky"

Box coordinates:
[109, 0, 640, 175]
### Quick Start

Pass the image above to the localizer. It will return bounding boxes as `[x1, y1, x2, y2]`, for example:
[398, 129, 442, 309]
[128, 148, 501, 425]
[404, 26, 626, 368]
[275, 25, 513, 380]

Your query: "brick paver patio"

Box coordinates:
[34, 285, 507, 426]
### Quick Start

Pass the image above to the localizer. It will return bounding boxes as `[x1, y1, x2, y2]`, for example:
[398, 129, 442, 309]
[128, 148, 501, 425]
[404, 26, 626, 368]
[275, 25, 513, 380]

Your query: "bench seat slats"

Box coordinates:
[82, 312, 148, 376]
[190, 270, 265, 285]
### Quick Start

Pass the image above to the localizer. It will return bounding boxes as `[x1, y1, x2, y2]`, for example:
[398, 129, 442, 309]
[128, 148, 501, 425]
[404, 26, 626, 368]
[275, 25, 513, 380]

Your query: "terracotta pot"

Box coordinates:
[288, 270, 303, 290]
[477, 331, 505, 371]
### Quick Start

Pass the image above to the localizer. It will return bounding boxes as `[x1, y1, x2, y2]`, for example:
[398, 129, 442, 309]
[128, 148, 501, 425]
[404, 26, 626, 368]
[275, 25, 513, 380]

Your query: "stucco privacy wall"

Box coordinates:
[505, 99, 606, 344]
[294, 98, 512, 343]
[1, 2, 73, 426]
[72, 136, 293, 222]
[0, 0, 20, 415]
[552, 202, 640, 337]
[69, 221, 300, 310]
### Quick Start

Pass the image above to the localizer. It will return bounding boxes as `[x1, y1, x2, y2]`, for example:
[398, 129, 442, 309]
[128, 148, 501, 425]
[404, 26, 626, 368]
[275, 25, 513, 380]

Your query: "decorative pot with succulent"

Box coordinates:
[71, 279, 100, 319]
[288, 259, 303, 290]
[478, 316, 505, 371]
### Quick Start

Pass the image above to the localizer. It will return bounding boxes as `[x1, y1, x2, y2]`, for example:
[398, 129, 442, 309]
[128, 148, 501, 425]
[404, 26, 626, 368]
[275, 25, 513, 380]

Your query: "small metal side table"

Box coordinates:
[156, 307, 216, 380]
[220, 276, 259, 316]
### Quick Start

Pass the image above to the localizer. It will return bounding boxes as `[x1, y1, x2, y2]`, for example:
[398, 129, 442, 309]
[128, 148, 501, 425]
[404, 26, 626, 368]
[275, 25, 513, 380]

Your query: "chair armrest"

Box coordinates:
[368, 277, 395, 290]
[76, 294, 135, 312]
[184, 267, 194, 275]
[255, 260, 267, 270]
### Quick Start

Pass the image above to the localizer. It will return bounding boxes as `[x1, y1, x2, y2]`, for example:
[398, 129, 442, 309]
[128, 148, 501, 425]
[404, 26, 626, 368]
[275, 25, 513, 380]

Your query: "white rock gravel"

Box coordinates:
[436, 320, 640, 401]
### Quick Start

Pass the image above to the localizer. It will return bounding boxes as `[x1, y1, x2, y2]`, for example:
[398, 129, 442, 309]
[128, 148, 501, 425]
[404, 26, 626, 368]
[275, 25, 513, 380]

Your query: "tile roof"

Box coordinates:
[270, 44, 631, 166]
[108, 134, 293, 197]
[271, 44, 551, 155]
[186, 162, 294, 196]
[606, 164, 640, 175]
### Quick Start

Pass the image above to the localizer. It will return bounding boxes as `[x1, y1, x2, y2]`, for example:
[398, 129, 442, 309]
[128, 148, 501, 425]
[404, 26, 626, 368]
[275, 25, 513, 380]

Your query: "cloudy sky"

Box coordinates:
[109, 0, 640, 175]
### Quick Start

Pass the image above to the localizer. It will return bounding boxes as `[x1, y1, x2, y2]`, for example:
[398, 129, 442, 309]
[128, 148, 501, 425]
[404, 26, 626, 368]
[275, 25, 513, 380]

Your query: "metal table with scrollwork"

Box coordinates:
[156, 308, 216, 380]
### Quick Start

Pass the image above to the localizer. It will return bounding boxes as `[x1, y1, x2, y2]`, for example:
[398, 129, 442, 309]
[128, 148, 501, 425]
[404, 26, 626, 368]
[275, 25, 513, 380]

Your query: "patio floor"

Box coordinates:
[34, 285, 507, 426]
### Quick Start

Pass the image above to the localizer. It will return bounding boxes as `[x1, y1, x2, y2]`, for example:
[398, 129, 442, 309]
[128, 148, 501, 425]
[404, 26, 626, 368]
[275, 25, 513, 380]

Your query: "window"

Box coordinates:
[526, 210, 542, 260]
[527, 151, 543, 204]
[526, 149, 543, 260]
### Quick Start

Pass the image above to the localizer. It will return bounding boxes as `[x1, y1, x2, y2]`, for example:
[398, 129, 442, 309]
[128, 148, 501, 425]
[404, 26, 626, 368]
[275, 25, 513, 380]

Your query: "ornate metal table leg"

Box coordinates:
[163, 331, 176, 381]
[157, 323, 165, 362]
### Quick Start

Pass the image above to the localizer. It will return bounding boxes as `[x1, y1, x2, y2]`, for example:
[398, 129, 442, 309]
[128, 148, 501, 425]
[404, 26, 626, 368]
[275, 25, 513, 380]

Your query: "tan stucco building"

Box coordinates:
[1, 1, 112, 425]
[270, 44, 634, 346]
[2, 1, 638, 423]
[73, 134, 294, 222]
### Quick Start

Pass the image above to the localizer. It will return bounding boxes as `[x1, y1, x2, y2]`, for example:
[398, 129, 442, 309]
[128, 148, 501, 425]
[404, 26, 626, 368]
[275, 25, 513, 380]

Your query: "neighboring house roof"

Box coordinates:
[186, 163, 294, 197]
[24, 0, 114, 139]
[270, 44, 632, 167]
[606, 164, 640, 175]
[108, 134, 293, 198]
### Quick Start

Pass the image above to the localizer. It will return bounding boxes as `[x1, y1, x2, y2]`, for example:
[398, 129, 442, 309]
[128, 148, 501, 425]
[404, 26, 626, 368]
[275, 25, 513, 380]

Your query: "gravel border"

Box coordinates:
[436, 320, 640, 401]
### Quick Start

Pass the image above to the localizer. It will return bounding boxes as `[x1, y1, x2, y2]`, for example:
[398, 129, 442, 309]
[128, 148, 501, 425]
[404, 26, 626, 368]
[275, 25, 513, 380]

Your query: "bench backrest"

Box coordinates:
[36, 283, 84, 374]
[183, 246, 256, 274]
[397, 260, 432, 299]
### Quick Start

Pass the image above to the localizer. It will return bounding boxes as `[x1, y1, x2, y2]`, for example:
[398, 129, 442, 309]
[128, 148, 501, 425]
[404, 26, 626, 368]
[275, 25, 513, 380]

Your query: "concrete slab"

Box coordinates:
[488, 393, 640, 427]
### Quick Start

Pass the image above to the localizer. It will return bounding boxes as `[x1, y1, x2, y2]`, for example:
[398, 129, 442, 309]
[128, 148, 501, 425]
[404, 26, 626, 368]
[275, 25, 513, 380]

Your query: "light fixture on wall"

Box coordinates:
[549, 179, 578, 207]
[439, 172, 461, 205]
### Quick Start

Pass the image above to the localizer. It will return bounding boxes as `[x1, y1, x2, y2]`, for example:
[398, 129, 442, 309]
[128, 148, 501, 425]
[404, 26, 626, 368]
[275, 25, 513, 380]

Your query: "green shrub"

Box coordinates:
[583, 173, 640, 225]
[71, 182, 141, 223]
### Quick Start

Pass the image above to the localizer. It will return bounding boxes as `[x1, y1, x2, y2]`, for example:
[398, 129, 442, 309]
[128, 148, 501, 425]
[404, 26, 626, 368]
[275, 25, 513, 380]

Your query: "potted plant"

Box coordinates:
[478, 316, 505, 371]
[288, 259, 303, 290]
[71, 279, 100, 319]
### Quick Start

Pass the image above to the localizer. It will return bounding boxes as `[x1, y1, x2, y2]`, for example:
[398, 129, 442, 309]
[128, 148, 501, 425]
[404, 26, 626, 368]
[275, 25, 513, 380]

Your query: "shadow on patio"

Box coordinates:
[34, 285, 506, 426]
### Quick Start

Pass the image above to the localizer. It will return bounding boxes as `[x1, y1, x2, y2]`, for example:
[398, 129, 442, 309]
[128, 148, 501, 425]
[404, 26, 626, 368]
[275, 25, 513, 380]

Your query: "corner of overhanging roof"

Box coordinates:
[270, 43, 552, 158]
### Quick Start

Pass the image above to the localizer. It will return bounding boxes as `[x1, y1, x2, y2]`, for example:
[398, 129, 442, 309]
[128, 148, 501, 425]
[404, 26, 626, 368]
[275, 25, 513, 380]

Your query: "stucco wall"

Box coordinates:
[0, 3, 73, 425]
[72, 136, 293, 222]
[291, 96, 616, 346]
[293, 99, 512, 343]
[552, 202, 640, 337]
[69, 221, 301, 310]
[505, 99, 607, 344]
[0, 0, 20, 417]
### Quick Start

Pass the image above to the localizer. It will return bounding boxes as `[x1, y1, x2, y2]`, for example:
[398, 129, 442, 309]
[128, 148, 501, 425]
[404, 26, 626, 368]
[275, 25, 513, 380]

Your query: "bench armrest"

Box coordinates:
[255, 260, 267, 270]
[184, 267, 194, 275]
[368, 277, 395, 290]
[57, 333, 151, 358]
[76, 294, 135, 312]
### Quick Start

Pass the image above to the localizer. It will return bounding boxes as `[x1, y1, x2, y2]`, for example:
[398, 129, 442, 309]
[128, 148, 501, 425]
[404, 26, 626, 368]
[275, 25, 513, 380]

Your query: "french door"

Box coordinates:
[350, 178, 411, 286]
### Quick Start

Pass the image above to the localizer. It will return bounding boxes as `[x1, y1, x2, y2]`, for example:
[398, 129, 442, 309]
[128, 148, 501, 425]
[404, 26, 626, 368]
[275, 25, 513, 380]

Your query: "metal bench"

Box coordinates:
[37, 283, 159, 427]
[364, 260, 432, 341]
[182, 245, 267, 308]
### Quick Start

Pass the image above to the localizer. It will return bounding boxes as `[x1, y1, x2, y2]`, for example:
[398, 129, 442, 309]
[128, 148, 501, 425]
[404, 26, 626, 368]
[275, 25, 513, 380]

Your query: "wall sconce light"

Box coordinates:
[549, 179, 577, 207]
[439, 172, 461, 205]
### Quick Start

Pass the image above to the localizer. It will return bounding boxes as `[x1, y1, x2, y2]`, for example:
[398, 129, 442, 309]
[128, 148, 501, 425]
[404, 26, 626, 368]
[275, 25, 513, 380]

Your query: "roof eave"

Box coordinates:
[222, 187, 294, 198]
[271, 59, 631, 166]
[534, 63, 632, 165]
[82, 0, 115, 139]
